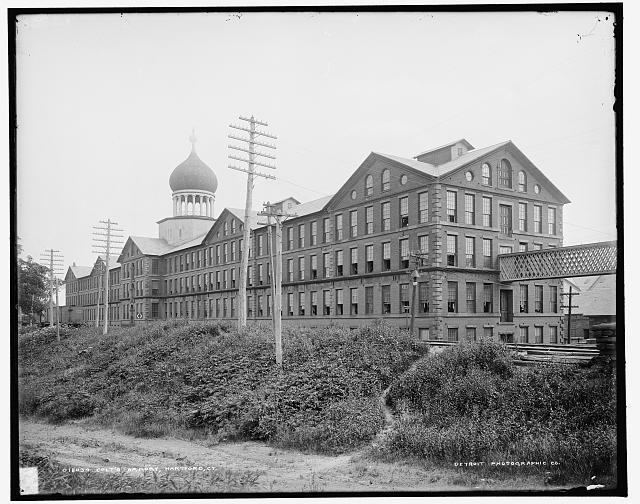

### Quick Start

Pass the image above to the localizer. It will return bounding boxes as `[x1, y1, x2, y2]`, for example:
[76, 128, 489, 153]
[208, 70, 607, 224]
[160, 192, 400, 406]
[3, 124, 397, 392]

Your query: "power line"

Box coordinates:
[92, 219, 124, 335]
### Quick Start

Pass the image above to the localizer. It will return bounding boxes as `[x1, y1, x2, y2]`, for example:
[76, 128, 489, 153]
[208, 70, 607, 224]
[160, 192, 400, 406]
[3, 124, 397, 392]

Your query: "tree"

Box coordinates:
[18, 256, 50, 323]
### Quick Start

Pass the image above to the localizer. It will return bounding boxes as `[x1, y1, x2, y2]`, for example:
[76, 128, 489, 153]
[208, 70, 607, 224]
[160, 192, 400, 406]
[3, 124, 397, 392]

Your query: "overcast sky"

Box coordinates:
[15, 9, 617, 272]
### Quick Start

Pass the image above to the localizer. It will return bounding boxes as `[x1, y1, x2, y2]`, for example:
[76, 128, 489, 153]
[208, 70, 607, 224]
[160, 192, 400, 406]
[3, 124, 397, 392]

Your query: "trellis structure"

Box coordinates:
[499, 241, 617, 282]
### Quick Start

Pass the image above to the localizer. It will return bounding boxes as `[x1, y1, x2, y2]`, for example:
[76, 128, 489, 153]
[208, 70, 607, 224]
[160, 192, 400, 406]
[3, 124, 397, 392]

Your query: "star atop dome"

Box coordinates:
[169, 131, 218, 194]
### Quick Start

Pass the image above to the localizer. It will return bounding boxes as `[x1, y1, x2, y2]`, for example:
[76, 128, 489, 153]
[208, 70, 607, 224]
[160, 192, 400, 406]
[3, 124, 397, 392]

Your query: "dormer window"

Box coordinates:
[381, 169, 390, 191]
[365, 174, 373, 196]
[518, 171, 527, 192]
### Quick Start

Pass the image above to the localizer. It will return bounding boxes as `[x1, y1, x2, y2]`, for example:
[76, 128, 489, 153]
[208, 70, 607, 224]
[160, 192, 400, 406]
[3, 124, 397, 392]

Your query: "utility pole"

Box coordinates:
[258, 202, 297, 369]
[92, 219, 124, 335]
[561, 285, 580, 344]
[408, 250, 427, 338]
[228, 115, 277, 330]
[39, 249, 64, 341]
[265, 207, 276, 333]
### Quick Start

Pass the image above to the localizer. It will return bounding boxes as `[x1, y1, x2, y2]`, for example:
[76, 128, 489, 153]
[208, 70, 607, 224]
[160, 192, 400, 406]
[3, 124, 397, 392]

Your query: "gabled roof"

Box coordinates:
[226, 208, 260, 230]
[69, 265, 92, 278]
[290, 195, 333, 217]
[373, 152, 439, 177]
[129, 236, 175, 256]
[435, 140, 511, 176]
[414, 138, 475, 158]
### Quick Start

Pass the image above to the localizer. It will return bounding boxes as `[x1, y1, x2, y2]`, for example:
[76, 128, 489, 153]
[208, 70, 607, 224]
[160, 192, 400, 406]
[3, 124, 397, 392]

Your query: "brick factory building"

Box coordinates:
[65, 136, 569, 343]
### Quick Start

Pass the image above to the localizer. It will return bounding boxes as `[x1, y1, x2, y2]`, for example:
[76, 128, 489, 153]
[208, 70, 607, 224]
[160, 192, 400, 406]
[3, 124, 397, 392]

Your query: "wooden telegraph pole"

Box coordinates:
[561, 285, 580, 344]
[92, 219, 124, 335]
[39, 249, 64, 341]
[228, 116, 277, 330]
[408, 250, 427, 338]
[258, 202, 297, 369]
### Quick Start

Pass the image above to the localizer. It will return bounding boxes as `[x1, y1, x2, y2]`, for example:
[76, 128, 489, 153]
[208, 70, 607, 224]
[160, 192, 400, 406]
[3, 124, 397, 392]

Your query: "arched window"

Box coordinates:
[381, 169, 390, 191]
[481, 162, 491, 185]
[498, 159, 512, 188]
[231, 219, 236, 234]
[518, 171, 527, 192]
[365, 174, 373, 196]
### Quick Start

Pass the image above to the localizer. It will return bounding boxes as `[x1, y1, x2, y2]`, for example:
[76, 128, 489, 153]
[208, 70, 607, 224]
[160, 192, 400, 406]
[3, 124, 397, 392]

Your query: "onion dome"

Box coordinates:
[169, 131, 218, 193]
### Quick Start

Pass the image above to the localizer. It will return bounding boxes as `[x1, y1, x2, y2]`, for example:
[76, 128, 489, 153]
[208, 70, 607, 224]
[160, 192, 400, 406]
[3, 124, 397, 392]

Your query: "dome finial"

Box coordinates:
[189, 128, 197, 152]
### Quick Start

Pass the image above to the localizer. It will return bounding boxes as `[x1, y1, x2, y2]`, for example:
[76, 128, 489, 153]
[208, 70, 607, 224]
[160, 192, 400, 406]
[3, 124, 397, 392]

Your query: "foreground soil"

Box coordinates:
[20, 418, 565, 493]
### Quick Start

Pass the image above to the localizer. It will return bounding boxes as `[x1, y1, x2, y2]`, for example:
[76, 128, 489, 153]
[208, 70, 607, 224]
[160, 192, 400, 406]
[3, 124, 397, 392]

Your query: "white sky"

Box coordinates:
[15, 10, 617, 270]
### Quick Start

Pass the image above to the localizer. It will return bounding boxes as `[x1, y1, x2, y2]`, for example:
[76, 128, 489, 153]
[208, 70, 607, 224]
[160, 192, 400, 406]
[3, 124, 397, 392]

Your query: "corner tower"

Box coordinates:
[158, 131, 217, 245]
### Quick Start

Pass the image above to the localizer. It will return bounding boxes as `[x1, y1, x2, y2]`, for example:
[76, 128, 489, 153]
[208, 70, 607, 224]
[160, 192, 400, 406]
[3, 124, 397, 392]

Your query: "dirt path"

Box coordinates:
[20, 418, 467, 492]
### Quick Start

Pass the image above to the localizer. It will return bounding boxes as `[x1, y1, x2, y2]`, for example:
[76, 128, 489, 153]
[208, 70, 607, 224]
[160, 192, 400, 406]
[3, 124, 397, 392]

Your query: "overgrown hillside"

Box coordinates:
[375, 339, 618, 484]
[18, 321, 429, 454]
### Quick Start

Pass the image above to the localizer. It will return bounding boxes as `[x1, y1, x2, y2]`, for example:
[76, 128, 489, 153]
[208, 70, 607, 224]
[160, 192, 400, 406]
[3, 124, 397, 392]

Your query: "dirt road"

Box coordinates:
[20, 419, 558, 493]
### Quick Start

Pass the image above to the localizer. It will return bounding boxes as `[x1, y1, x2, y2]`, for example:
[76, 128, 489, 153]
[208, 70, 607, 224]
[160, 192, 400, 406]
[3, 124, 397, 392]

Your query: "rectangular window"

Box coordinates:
[466, 282, 476, 313]
[350, 247, 358, 275]
[231, 268, 236, 288]
[336, 289, 344, 315]
[365, 286, 374, 314]
[519, 242, 528, 252]
[382, 285, 391, 314]
[298, 256, 305, 280]
[381, 202, 390, 231]
[418, 191, 428, 223]
[447, 327, 459, 342]
[399, 196, 409, 227]
[548, 207, 557, 235]
[534, 205, 542, 233]
[382, 242, 391, 271]
[298, 224, 305, 248]
[518, 202, 527, 232]
[247, 296, 252, 318]
[335, 214, 343, 240]
[323, 290, 331, 315]
[257, 295, 263, 317]
[287, 259, 293, 282]
[350, 288, 359, 315]
[365, 206, 373, 235]
[257, 235, 263, 256]
[446, 190, 457, 223]
[419, 235, 428, 262]
[298, 292, 305, 316]
[499, 245, 513, 255]
[484, 326, 494, 339]
[550, 285, 558, 313]
[350, 209, 358, 237]
[216, 245, 220, 264]
[310, 255, 318, 279]
[223, 270, 227, 289]
[419, 282, 429, 313]
[323, 252, 330, 278]
[447, 234, 457, 266]
[216, 271, 221, 290]
[466, 327, 477, 342]
[323, 217, 331, 243]
[465, 236, 475, 267]
[498, 160, 512, 188]
[448, 281, 458, 312]
[520, 284, 529, 312]
[534, 326, 543, 344]
[287, 227, 294, 250]
[400, 238, 409, 269]
[336, 250, 344, 276]
[223, 243, 228, 263]
[151, 302, 159, 318]
[400, 283, 410, 313]
[287, 292, 294, 316]
[231, 241, 237, 261]
[311, 291, 318, 316]
[533, 242, 543, 251]
[257, 264, 263, 285]
[266, 294, 271, 316]
[482, 238, 492, 268]
[465, 194, 475, 225]
[230, 297, 236, 318]
[549, 326, 558, 344]
[482, 196, 492, 227]
[365, 244, 374, 273]
[483, 283, 493, 313]
[534, 285, 543, 313]
[519, 326, 529, 343]
[310, 221, 317, 245]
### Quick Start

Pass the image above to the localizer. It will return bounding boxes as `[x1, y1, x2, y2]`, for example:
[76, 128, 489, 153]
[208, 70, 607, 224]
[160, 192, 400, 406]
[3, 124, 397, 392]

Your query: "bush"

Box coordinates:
[18, 320, 428, 454]
[379, 340, 617, 482]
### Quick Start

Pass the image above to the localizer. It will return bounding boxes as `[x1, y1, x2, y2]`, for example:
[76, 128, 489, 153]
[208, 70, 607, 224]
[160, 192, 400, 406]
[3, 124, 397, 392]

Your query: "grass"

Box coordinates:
[372, 338, 618, 487]
[18, 320, 428, 454]
[18, 444, 262, 494]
